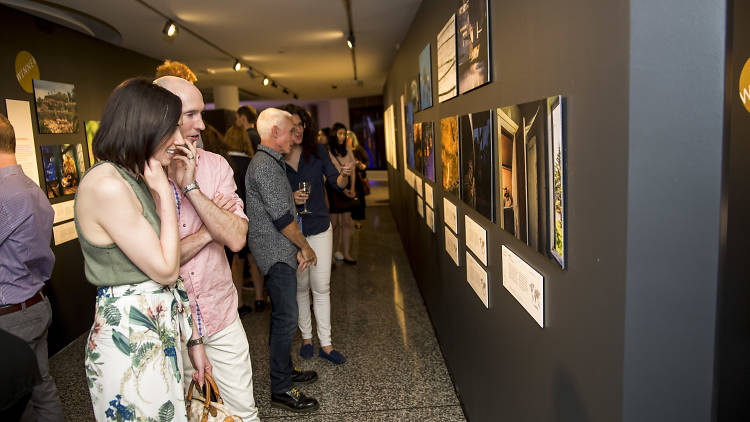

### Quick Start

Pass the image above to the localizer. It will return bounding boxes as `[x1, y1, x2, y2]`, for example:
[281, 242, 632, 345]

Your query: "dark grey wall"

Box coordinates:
[623, 0, 725, 420]
[384, 0, 727, 421]
[384, 0, 629, 421]
[0, 5, 160, 354]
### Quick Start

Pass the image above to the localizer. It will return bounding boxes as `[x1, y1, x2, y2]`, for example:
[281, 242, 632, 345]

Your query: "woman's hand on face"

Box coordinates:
[171, 142, 197, 190]
[293, 189, 310, 205]
[143, 158, 171, 196]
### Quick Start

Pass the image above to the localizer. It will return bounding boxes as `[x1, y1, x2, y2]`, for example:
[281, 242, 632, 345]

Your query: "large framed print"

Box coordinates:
[422, 121, 435, 181]
[457, 0, 490, 95]
[497, 96, 566, 268]
[419, 44, 433, 109]
[406, 98, 415, 170]
[437, 14, 457, 103]
[460, 110, 494, 222]
[413, 122, 423, 175]
[33, 79, 79, 134]
[441, 116, 460, 198]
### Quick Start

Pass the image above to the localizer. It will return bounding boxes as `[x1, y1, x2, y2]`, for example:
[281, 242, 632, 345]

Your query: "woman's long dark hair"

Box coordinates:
[93, 78, 182, 175]
[330, 122, 348, 157]
[278, 104, 318, 162]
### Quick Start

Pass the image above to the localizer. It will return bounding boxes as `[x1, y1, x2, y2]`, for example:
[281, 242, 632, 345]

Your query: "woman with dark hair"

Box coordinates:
[75, 78, 197, 421]
[327, 122, 359, 263]
[279, 105, 352, 364]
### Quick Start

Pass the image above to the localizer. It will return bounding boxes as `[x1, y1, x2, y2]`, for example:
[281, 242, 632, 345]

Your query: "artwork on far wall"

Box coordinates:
[406, 100, 415, 170]
[460, 110, 493, 221]
[419, 44, 433, 109]
[40, 143, 85, 198]
[84, 120, 99, 166]
[496, 95, 566, 268]
[457, 0, 490, 95]
[437, 13, 457, 103]
[409, 78, 420, 112]
[441, 116, 460, 197]
[413, 122, 424, 176]
[33, 79, 79, 134]
[422, 121, 435, 181]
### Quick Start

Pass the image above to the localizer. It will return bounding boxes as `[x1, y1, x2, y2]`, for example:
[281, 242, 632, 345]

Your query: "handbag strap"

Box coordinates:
[186, 374, 226, 421]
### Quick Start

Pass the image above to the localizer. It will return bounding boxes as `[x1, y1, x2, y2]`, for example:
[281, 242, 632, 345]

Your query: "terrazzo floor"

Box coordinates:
[49, 184, 465, 421]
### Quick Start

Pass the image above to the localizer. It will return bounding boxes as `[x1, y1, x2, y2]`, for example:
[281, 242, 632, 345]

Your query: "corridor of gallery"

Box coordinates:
[48, 188, 466, 421]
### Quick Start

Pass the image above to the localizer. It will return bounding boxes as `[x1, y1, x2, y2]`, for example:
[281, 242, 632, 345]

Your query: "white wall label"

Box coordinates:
[53, 220, 78, 245]
[417, 196, 424, 217]
[443, 198, 458, 234]
[6, 100, 40, 186]
[465, 215, 488, 265]
[424, 183, 434, 208]
[466, 252, 489, 308]
[445, 226, 459, 266]
[51, 200, 75, 224]
[502, 246, 544, 327]
[425, 206, 435, 232]
[415, 176, 423, 197]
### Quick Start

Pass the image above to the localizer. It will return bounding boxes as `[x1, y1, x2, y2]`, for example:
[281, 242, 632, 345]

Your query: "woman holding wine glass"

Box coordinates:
[280, 104, 352, 364]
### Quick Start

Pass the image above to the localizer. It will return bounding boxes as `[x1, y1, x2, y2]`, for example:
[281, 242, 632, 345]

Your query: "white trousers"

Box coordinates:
[297, 225, 334, 346]
[181, 315, 259, 422]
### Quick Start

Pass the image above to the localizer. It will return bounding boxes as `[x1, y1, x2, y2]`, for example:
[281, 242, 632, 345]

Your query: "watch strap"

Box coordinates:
[182, 180, 200, 195]
[186, 337, 203, 348]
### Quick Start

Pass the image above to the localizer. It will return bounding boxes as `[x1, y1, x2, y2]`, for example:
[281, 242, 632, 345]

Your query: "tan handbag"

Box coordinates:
[185, 374, 242, 422]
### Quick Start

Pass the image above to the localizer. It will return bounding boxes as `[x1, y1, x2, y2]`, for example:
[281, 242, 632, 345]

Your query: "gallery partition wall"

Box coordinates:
[1, 5, 161, 354]
[382, 0, 727, 421]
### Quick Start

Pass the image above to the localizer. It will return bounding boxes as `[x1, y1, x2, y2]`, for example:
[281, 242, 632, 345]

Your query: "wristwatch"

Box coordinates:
[182, 180, 200, 195]
[186, 337, 203, 348]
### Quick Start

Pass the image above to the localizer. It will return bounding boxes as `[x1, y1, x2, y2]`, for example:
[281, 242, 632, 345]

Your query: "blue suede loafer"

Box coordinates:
[319, 348, 346, 364]
[300, 343, 313, 359]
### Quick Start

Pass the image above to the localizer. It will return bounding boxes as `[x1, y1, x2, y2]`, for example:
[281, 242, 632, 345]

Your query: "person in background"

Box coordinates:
[245, 108, 320, 413]
[236, 106, 262, 153]
[74, 78, 188, 421]
[346, 130, 369, 229]
[279, 104, 351, 365]
[326, 122, 359, 264]
[0, 114, 64, 422]
[317, 127, 330, 146]
[200, 124, 229, 160]
[0, 328, 41, 421]
[154, 76, 260, 421]
[155, 59, 198, 83]
[223, 125, 266, 314]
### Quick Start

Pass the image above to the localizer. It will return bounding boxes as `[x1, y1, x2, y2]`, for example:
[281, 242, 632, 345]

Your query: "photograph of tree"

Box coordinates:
[460, 110, 493, 221]
[413, 122, 423, 175]
[457, 0, 490, 95]
[496, 95, 566, 268]
[419, 44, 433, 109]
[441, 116, 460, 197]
[33, 79, 79, 134]
[437, 14, 457, 103]
[422, 121, 435, 181]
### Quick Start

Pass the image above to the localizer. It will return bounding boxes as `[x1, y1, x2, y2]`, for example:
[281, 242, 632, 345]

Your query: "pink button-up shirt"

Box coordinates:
[177, 149, 247, 337]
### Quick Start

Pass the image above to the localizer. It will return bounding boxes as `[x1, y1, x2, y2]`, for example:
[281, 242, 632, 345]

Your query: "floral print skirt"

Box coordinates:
[85, 278, 192, 421]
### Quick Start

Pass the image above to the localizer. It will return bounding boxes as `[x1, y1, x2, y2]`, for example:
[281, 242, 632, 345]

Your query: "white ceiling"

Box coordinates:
[26, 0, 422, 100]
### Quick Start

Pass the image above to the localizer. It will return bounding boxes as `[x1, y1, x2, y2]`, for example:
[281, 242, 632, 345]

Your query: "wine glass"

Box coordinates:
[298, 181, 312, 215]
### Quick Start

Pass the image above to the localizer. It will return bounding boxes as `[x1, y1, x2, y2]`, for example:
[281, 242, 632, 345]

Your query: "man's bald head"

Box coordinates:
[257, 108, 294, 154]
[0, 114, 15, 154]
[154, 76, 205, 144]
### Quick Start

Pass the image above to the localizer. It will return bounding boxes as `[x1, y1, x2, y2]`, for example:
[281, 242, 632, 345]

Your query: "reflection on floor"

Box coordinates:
[49, 200, 465, 421]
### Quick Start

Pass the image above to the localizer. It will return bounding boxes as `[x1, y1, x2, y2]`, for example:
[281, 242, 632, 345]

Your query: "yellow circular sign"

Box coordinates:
[15, 51, 39, 94]
[740, 58, 750, 114]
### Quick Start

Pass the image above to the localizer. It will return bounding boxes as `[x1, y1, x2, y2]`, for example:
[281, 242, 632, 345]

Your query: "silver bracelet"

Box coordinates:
[182, 181, 200, 195]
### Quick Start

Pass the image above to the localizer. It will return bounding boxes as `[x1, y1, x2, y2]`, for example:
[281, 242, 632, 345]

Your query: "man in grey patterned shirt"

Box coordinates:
[245, 108, 320, 413]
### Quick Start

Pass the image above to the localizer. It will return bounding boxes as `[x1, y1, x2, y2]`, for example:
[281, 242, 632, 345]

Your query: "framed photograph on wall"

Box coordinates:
[419, 44, 433, 109]
[547, 96, 565, 268]
[437, 14, 457, 103]
[441, 116, 460, 198]
[459, 110, 494, 222]
[422, 121, 435, 181]
[33, 79, 80, 134]
[413, 121, 424, 175]
[457, 0, 491, 95]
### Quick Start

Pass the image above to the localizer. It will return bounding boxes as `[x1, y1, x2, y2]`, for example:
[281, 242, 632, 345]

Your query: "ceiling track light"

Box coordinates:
[163, 20, 178, 38]
[346, 33, 355, 49]
[263, 77, 270, 86]
[233, 60, 242, 71]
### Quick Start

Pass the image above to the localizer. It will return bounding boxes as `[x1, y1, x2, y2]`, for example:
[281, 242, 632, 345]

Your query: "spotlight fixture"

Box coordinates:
[346, 33, 355, 49]
[233, 60, 242, 71]
[163, 20, 178, 38]
[263, 77, 270, 86]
